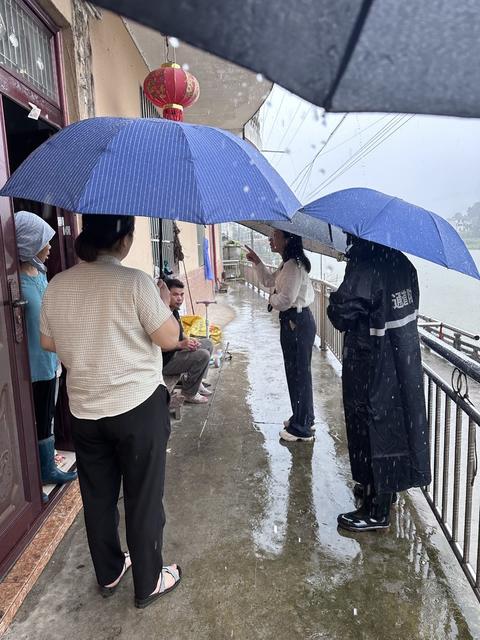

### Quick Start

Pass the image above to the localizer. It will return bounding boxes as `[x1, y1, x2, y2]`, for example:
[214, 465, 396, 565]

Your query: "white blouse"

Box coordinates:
[255, 259, 315, 312]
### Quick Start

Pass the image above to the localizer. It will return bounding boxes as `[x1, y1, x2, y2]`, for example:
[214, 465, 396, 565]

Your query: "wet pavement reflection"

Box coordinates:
[5, 283, 480, 640]
[220, 283, 479, 639]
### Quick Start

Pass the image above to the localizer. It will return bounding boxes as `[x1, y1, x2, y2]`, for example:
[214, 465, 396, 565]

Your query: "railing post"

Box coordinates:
[463, 418, 476, 565]
[320, 283, 327, 351]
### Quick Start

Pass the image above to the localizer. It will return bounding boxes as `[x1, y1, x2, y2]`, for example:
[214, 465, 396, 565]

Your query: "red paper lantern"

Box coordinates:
[143, 62, 200, 121]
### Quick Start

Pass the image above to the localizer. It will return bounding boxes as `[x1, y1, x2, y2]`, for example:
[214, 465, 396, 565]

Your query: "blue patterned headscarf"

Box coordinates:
[14, 211, 55, 273]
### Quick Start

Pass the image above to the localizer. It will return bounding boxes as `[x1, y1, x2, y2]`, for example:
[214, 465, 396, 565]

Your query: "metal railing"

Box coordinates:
[222, 259, 242, 280]
[419, 313, 480, 362]
[241, 260, 480, 603]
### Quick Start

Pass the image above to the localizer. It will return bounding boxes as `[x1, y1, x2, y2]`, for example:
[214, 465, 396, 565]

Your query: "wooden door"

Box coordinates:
[0, 97, 42, 573]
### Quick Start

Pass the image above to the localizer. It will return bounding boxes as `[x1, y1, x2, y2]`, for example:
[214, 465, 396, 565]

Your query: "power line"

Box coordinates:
[273, 105, 314, 168]
[291, 114, 348, 194]
[306, 115, 415, 200]
[303, 114, 405, 200]
[263, 91, 287, 146]
[313, 113, 391, 158]
[305, 114, 407, 199]
[274, 102, 303, 150]
[290, 114, 392, 195]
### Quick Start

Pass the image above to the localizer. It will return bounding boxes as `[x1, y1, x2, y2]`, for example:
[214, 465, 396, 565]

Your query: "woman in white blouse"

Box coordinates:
[246, 230, 316, 442]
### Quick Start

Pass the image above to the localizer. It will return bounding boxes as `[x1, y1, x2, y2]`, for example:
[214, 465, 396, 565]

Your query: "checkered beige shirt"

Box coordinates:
[40, 255, 172, 419]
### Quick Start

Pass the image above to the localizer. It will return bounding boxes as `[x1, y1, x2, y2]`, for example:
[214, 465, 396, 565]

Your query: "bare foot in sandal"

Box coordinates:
[100, 552, 131, 598]
[135, 564, 182, 609]
[151, 564, 178, 594]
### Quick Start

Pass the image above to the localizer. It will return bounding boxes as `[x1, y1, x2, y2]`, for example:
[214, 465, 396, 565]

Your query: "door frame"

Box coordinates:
[0, 95, 43, 569]
[0, 0, 76, 576]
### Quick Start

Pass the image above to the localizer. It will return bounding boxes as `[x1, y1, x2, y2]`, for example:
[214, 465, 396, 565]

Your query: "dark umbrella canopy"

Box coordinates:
[241, 211, 346, 259]
[92, 0, 480, 118]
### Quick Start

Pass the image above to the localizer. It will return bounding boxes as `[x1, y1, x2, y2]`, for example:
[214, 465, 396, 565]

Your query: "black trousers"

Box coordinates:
[71, 385, 171, 600]
[279, 307, 316, 437]
[32, 377, 56, 440]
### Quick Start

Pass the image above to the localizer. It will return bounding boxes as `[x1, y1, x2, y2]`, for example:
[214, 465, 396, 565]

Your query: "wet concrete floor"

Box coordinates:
[5, 283, 480, 640]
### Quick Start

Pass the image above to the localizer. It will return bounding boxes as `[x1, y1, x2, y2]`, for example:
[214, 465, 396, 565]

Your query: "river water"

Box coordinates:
[309, 249, 480, 335]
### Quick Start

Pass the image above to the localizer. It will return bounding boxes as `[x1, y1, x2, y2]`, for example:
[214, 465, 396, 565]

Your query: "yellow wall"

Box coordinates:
[178, 222, 201, 273]
[38, 0, 72, 26]
[90, 12, 148, 118]
[89, 11, 154, 274]
[36, 6, 219, 280]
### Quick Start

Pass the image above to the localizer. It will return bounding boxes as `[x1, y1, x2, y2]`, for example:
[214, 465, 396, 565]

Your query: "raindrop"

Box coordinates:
[243, 185, 250, 193]
[310, 144, 317, 150]
[273, 524, 278, 534]
[322, 114, 327, 126]
[241, 81, 248, 88]
[256, 73, 264, 82]
[168, 36, 180, 48]
[266, 101, 272, 108]
[285, 148, 291, 155]
[36, 57, 44, 71]
[9, 33, 18, 47]
[182, 63, 190, 71]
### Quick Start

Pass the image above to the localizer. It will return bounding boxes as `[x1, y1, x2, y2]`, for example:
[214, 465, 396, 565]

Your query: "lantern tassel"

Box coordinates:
[163, 104, 184, 121]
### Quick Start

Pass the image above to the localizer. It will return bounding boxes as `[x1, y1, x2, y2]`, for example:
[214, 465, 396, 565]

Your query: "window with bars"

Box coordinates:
[140, 86, 177, 277]
[0, 0, 58, 102]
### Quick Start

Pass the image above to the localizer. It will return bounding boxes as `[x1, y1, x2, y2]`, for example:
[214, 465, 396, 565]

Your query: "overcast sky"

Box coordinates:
[259, 85, 480, 219]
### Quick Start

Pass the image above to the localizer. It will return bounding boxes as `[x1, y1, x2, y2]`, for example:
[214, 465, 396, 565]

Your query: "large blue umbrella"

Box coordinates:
[301, 188, 480, 280]
[0, 117, 299, 224]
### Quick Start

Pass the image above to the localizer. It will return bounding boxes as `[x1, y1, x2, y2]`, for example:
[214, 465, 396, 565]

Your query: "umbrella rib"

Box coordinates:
[76, 120, 132, 213]
[177, 126, 209, 224]
[362, 195, 396, 237]
[428, 210, 450, 267]
[323, 0, 375, 109]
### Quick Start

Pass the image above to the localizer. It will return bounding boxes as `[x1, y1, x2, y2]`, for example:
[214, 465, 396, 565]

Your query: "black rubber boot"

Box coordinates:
[337, 492, 392, 532]
[353, 483, 397, 505]
[38, 436, 77, 485]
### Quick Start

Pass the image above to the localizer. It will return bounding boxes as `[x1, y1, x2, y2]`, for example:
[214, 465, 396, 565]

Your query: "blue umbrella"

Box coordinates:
[241, 211, 346, 259]
[0, 117, 299, 224]
[301, 188, 480, 280]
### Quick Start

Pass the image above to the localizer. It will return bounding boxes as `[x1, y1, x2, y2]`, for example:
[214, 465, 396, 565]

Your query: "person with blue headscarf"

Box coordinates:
[15, 211, 77, 499]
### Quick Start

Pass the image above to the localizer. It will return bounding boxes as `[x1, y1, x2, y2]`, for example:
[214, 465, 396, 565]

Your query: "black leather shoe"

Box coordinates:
[338, 493, 392, 532]
[353, 483, 397, 505]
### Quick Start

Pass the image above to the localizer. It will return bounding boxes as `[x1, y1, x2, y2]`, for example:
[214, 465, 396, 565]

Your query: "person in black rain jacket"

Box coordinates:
[327, 236, 431, 532]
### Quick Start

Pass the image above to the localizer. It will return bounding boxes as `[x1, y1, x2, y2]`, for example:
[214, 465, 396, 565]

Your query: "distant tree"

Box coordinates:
[466, 202, 480, 235]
